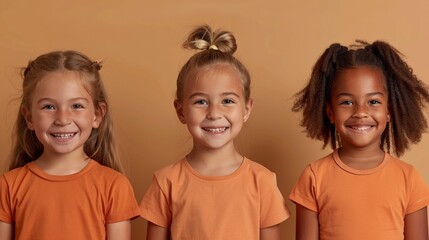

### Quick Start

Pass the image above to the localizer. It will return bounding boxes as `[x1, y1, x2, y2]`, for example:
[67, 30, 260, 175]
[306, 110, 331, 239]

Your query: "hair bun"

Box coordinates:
[91, 60, 103, 71]
[182, 25, 237, 55]
[22, 60, 34, 78]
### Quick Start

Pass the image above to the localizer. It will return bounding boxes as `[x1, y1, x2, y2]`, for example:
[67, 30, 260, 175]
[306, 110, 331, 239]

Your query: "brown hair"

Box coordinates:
[10, 50, 123, 172]
[292, 40, 429, 156]
[176, 25, 251, 102]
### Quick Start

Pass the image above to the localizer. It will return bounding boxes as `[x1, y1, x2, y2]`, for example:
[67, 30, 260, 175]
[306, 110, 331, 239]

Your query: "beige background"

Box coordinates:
[1, 0, 428, 239]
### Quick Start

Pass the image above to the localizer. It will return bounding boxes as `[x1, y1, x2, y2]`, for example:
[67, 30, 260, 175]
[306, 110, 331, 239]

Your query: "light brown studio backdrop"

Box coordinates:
[1, 0, 428, 239]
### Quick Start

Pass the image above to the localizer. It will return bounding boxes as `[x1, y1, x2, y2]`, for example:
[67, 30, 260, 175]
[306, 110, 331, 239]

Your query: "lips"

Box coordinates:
[202, 127, 229, 133]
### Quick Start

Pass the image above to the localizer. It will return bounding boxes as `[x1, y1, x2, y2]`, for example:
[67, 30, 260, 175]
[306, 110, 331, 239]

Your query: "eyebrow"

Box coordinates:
[335, 92, 385, 98]
[36, 97, 90, 104]
[188, 92, 241, 99]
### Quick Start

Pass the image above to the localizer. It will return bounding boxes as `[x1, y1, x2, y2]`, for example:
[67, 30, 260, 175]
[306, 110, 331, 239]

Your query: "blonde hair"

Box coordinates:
[10, 51, 123, 172]
[176, 25, 251, 102]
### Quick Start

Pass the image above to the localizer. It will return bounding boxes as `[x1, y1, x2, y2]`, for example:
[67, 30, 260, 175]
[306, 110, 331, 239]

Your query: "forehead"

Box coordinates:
[332, 66, 387, 94]
[33, 70, 92, 99]
[185, 63, 244, 92]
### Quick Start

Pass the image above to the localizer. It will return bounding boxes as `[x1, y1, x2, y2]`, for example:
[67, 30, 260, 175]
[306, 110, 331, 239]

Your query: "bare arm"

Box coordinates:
[260, 224, 281, 240]
[404, 207, 428, 240]
[147, 221, 169, 240]
[0, 221, 13, 240]
[106, 220, 131, 240]
[296, 204, 319, 240]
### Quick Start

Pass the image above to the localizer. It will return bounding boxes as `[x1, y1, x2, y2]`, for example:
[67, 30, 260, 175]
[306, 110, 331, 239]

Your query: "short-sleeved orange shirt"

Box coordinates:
[140, 157, 290, 240]
[289, 150, 429, 240]
[0, 160, 141, 240]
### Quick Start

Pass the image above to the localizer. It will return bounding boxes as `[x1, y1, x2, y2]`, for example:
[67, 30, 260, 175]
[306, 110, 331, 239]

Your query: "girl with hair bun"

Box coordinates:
[140, 25, 290, 240]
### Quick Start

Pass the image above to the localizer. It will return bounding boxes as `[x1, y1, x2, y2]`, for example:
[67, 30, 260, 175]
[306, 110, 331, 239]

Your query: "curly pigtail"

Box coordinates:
[292, 43, 348, 149]
[371, 41, 429, 156]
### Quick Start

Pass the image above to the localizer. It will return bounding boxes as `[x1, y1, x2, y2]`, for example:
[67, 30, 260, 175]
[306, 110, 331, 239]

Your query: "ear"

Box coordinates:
[174, 100, 186, 124]
[21, 106, 35, 130]
[326, 104, 334, 123]
[387, 112, 391, 122]
[93, 102, 106, 128]
[243, 98, 254, 123]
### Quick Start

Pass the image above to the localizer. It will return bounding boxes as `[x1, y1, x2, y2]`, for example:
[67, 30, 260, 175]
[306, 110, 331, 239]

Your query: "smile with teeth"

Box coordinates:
[51, 133, 76, 138]
[202, 127, 229, 133]
[348, 125, 373, 131]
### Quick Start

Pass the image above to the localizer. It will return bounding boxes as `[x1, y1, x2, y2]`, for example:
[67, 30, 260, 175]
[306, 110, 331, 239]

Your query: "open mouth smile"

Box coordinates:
[347, 125, 374, 131]
[51, 133, 76, 139]
[202, 127, 229, 133]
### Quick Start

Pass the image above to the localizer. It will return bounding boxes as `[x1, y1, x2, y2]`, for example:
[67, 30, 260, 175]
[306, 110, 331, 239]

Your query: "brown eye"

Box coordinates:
[222, 99, 235, 104]
[339, 100, 353, 105]
[193, 99, 208, 105]
[72, 103, 84, 109]
[42, 105, 55, 110]
[369, 100, 381, 105]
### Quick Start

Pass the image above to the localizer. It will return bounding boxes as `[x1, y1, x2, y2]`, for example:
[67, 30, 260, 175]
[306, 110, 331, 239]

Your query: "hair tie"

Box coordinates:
[92, 60, 102, 70]
[209, 44, 219, 50]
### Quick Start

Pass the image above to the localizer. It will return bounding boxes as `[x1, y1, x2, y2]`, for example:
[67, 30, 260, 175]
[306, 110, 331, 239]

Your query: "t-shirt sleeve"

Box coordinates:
[139, 175, 171, 228]
[260, 172, 290, 228]
[105, 174, 141, 223]
[405, 167, 429, 214]
[0, 175, 13, 223]
[289, 165, 318, 212]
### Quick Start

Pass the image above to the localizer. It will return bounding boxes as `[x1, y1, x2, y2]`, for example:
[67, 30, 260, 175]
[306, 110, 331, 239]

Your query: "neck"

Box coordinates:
[338, 144, 385, 170]
[187, 143, 244, 176]
[36, 150, 90, 175]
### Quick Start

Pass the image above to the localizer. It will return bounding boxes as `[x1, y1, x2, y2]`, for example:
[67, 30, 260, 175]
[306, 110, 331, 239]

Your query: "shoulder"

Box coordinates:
[154, 160, 183, 175]
[89, 161, 131, 186]
[91, 161, 123, 177]
[151, 159, 185, 183]
[244, 159, 279, 186]
[386, 154, 421, 176]
[289, 152, 336, 184]
[298, 152, 335, 177]
[1, 164, 31, 184]
[308, 152, 335, 169]
[246, 159, 275, 176]
[387, 154, 413, 168]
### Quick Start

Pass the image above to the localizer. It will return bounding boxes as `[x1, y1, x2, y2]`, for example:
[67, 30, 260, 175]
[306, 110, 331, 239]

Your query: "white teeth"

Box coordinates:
[350, 126, 372, 131]
[204, 127, 227, 133]
[52, 133, 75, 138]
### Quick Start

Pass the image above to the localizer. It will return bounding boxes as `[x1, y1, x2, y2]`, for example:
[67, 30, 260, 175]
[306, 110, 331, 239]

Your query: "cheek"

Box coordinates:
[183, 108, 204, 122]
[372, 106, 389, 118]
[30, 112, 50, 128]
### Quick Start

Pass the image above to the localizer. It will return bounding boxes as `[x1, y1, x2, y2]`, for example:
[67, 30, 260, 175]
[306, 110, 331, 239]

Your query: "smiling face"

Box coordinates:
[23, 70, 103, 159]
[174, 63, 253, 151]
[327, 66, 390, 151]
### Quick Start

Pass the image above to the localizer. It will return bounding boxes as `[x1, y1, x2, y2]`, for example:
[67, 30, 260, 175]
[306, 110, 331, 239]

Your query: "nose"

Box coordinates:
[352, 103, 369, 118]
[206, 104, 223, 120]
[54, 109, 72, 126]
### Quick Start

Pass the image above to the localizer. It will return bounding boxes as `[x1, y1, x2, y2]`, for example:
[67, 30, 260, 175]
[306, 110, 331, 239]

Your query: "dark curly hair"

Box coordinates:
[292, 40, 429, 156]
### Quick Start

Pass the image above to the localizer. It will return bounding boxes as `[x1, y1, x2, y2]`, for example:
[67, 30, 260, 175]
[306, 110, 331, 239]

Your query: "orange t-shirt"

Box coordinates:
[289, 150, 429, 240]
[0, 160, 141, 240]
[140, 157, 290, 240]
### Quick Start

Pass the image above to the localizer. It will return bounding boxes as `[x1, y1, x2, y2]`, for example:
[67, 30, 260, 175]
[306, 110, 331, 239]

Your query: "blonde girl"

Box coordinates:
[0, 51, 140, 240]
